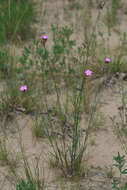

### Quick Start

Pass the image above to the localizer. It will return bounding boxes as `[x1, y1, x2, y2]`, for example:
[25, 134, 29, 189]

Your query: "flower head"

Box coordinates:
[19, 85, 28, 92]
[104, 57, 111, 63]
[40, 35, 48, 40]
[84, 69, 93, 77]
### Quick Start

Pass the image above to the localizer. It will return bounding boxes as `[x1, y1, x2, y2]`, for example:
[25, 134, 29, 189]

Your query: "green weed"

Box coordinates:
[112, 152, 127, 189]
[16, 179, 36, 190]
[0, 0, 36, 43]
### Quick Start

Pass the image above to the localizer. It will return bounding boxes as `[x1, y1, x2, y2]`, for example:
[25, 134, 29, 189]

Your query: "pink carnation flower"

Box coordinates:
[40, 35, 48, 40]
[84, 69, 93, 76]
[104, 57, 111, 63]
[19, 85, 28, 92]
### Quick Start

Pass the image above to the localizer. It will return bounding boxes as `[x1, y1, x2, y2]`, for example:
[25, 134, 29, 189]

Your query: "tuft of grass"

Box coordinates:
[32, 116, 48, 139]
[108, 57, 127, 74]
[0, 0, 36, 44]
[16, 179, 36, 190]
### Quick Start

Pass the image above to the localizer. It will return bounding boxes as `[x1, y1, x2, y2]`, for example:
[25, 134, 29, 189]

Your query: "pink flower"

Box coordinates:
[84, 69, 93, 76]
[19, 85, 28, 92]
[104, 57, 111, 63]
[40, 35, 48, 40]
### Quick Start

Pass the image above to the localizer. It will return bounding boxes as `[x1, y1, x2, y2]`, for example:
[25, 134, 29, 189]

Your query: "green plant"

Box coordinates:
[35, 24, 102, 178]
[109, 57, 127, 74]
[112, 152, 127, 189]
[0, 0, 36, 43]
[32, 116, 48, 139]
[16, 179, 36, 190]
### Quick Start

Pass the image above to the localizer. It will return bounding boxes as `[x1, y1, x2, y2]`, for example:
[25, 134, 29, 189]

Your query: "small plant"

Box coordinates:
[112, 152, 127, 189]
[32, 116, 48, 139]
[16, 179, 36, 190]
[109, 57, 127, 74]
[0, 0, 36, 43]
